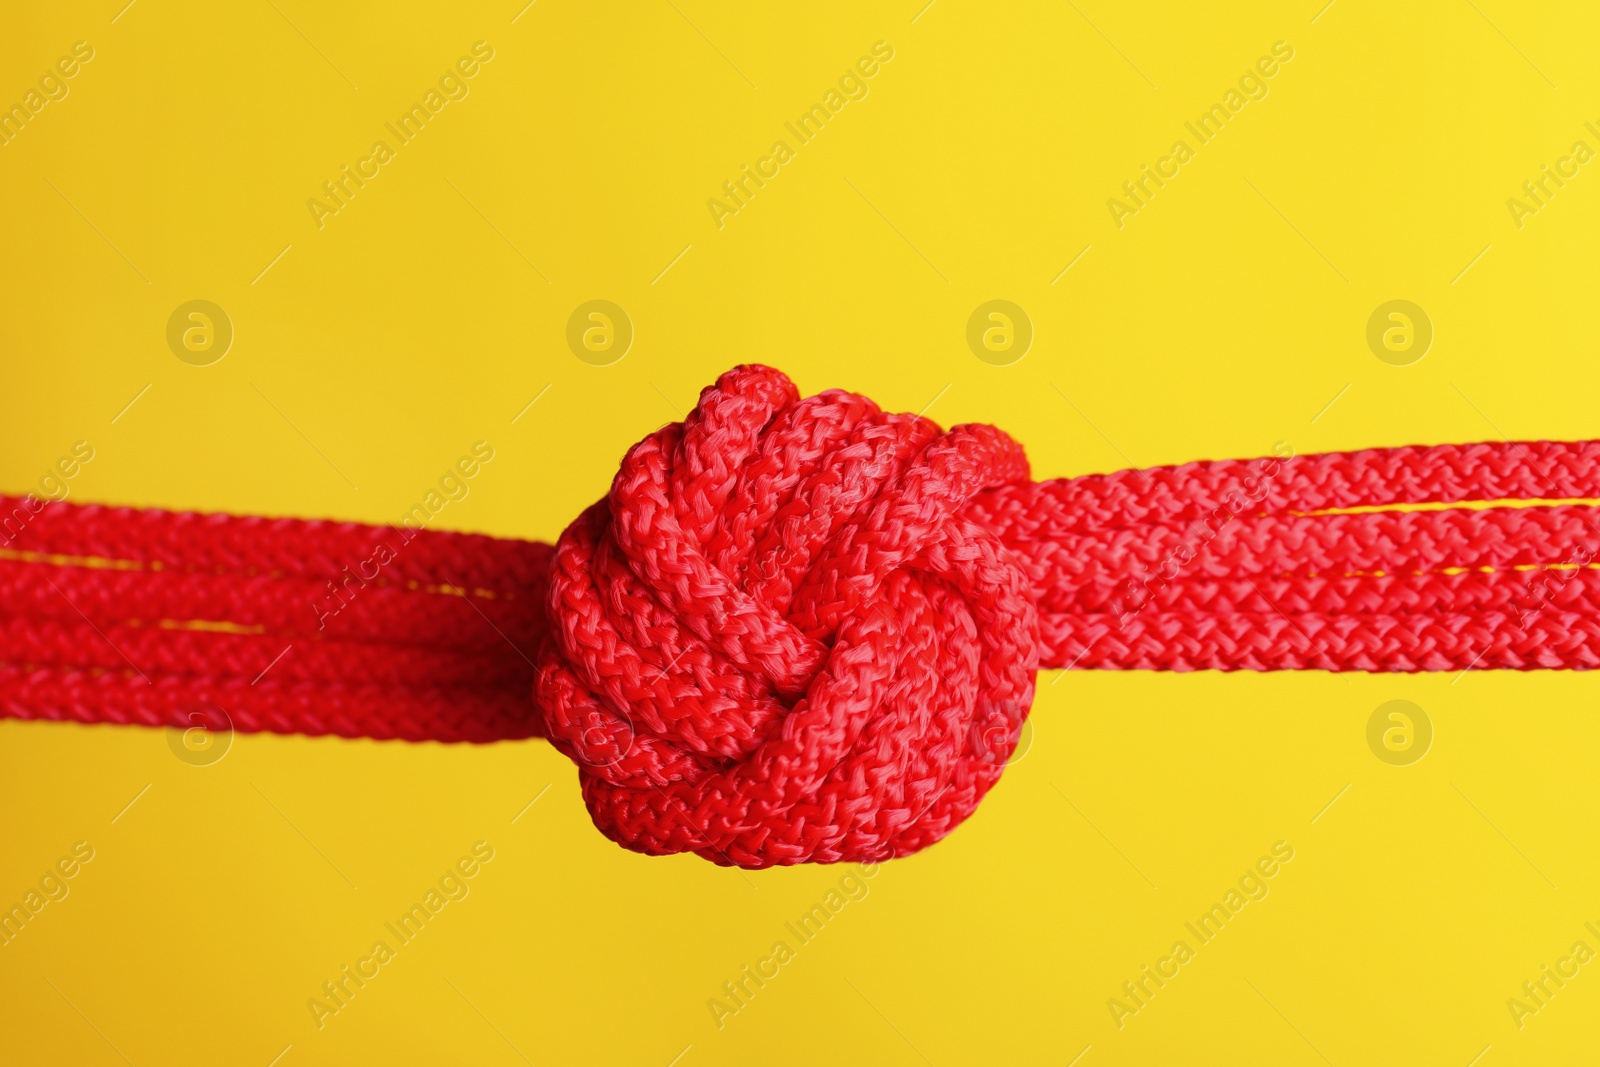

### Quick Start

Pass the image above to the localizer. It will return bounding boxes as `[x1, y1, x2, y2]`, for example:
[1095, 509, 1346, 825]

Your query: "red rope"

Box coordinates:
[0, 505, 551, 742]
[3, 365, 1596, 865]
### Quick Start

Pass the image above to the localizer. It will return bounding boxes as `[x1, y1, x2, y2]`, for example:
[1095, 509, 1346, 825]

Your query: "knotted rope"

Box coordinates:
[4, 364, 1597, 866]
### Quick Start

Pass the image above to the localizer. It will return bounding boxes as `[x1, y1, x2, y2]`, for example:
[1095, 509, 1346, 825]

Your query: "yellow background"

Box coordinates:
[3, 1, 1599, 1063]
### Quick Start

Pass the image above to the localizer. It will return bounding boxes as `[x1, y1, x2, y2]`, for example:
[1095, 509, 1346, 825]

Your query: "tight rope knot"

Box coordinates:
[536, 365, 1041, 867]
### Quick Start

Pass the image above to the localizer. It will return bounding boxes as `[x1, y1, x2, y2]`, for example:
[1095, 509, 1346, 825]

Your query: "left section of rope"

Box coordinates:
[0, 497, 552, 742]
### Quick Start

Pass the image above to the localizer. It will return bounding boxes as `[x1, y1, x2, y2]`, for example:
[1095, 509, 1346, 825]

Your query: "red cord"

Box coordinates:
[3, 365, 1596, 865]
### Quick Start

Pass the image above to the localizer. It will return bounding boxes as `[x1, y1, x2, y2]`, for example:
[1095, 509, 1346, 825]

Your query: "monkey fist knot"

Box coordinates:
[536, 365, 1041, 868]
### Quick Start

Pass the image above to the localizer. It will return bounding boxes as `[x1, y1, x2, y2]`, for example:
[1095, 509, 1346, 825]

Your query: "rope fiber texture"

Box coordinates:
[4, 364, 1598, 866]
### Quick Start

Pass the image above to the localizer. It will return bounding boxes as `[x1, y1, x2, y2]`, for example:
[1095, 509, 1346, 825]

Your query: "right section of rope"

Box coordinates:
[975, 440, 1600, 672]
